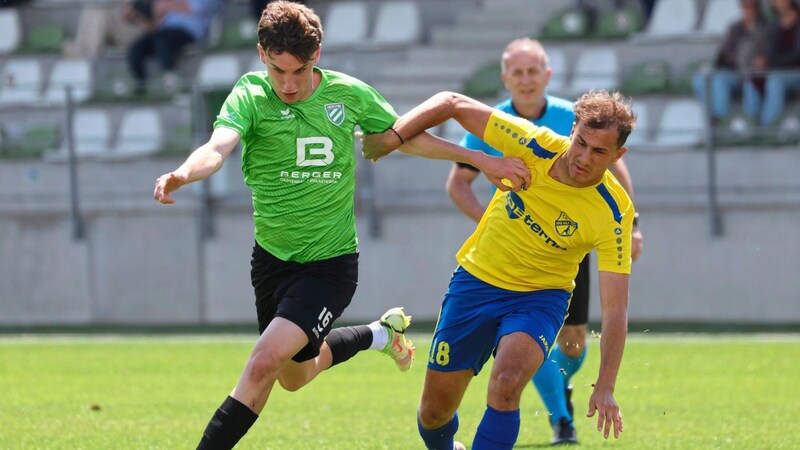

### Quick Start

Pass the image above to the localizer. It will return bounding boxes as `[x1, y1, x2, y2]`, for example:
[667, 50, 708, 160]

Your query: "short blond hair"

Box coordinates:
[574, 90, 637, 148]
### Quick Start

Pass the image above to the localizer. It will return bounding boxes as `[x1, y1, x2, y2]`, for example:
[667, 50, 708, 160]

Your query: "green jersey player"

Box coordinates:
[153, 2, 529, 448]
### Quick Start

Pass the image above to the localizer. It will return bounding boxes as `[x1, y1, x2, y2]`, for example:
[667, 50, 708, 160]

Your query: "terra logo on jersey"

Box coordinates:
[504, 192, 566, 250]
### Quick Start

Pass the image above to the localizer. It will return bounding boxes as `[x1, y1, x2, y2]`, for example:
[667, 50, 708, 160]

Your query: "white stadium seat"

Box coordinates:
[568, 47, 619, 97]
[197, 54, 242, 89]
[43, 59, 93, 105]
[0, 9, 22, 55]
[324, 1, 368, 49]
[0, 59, 43, 105]
[698, 0, 741, 36]
[640, 0, 698, 38]
[370, 1, 420, 47]
[72, 109, 112, 156]
[114, 108, 162, 157]
[625, 102, 649, 148]
[652, 99, 706, 148]
[547, 49, 568, 94]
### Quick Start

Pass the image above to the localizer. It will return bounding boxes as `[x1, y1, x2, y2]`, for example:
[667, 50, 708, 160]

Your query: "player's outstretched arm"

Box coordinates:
[153, 127, 240, 204]
[399, 132, 530, 192]
[361, 91, 495, 161]
[587, 271, 629, 440]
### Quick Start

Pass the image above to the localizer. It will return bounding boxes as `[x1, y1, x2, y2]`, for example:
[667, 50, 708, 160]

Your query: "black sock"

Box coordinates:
[325, 325, 374, 367]
[196, 395, 259, 450]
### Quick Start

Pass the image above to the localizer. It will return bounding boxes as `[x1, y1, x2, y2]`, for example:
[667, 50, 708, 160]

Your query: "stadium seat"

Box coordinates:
[0, 59, 43, 105]
[594, 6, 644, 40]
[114, 108, 162, 157]
[621, 60, 671, 95]
[539, 8, 590, 41]
[568, 47, 619, 97]
[67, 109, 112, 157]
[625, 102, 649, 148]
[213, 17, 257, 50]
[697, 0, 741, 37]
[0, 9, 22, 55]
[20, 24, 65, 54]
[323, 1, 369, 50]
[42, 59, 93, 105]
[652, 99, 706, 148]
[547, 48, 568, 94]
[197, 54, 242, 88]
[462, 62, 503, 99]
[369, 1, 420, 47]
[639, 0, 698, 38]
[16, 125, 59, 158]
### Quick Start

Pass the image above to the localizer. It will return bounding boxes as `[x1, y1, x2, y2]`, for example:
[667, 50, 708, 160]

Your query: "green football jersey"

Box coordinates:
[214, 68, 397, 263]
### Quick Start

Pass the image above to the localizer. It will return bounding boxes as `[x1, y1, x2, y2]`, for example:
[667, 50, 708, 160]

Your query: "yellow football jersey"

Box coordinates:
[456, 111, 635, 292]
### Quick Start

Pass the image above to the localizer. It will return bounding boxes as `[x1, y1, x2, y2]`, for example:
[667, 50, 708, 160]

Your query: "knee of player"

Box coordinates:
[489, 370, 529, 397]
[244, 350, 285, 383]
[418, 404, 454, 430]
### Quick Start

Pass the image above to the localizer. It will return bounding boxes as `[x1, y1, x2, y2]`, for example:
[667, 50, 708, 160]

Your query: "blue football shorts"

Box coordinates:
[427, 266, 571, 375]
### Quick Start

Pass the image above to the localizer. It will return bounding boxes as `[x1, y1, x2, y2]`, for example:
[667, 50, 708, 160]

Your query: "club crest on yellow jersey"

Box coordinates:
[555, 212, 578, 237]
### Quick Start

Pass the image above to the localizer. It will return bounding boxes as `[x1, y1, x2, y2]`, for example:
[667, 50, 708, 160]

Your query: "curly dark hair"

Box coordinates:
[573, 90, 637, 148]
[257, 1, 323, 63]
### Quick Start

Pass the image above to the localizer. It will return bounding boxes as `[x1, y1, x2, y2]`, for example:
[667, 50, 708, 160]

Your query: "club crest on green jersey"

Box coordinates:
[325, 103, 345, 126]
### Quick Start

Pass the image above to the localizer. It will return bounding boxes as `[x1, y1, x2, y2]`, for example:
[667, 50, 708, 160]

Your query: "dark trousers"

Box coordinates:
[127, 27, 195, 88]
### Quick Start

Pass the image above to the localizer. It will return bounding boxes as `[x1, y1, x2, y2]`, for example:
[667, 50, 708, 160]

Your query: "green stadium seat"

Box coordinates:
[621, 60, 671, 95]
[462, 62, 503, 99]
[539, 8, 590, 41]
[20, 24, 65, 54]
[213, 17, 257, 51]
[17, 126, 59, 158]
[673, 60, 707, 95]
[594, 7, 644, 40]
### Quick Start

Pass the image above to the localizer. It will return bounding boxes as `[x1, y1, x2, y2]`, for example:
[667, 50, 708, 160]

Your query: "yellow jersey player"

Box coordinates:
[362, 89, 636, 450]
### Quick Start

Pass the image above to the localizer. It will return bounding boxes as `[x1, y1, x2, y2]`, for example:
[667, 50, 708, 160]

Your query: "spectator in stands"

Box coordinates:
[692, 0, 767, 123]
[749, 0, 800, 126]
[127, 0, 223, 95]
[62, 1, 150, 59]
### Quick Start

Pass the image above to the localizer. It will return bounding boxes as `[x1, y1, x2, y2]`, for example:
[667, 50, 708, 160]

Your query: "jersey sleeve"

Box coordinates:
[482, 110, 569, 159]
[594, 182, 635, 274]
[213, 76, 254, 137]
[353, 83, 398, 133]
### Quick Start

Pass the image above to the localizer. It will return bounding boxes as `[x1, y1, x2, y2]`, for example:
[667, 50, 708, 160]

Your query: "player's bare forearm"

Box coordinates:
[446, 165, 484, 223]
[595, 271, 629, 390]
[153, 128, 239, 204]
[400, 133, 530, 192]
[586, 271, 629, 439]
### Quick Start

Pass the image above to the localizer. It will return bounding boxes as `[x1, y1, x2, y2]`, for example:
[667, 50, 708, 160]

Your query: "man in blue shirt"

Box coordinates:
[127, 0, 223, 95]
[445, 37, 644, 446]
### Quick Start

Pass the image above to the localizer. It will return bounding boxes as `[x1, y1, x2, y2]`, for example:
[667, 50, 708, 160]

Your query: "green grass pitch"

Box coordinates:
[1, 333, 798, 449]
